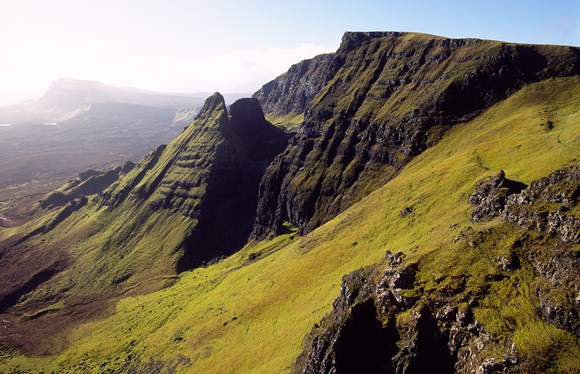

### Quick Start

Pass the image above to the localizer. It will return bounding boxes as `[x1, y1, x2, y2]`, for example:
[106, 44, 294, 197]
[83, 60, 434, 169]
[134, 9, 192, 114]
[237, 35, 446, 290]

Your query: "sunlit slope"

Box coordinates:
[3, 77, 579, 372]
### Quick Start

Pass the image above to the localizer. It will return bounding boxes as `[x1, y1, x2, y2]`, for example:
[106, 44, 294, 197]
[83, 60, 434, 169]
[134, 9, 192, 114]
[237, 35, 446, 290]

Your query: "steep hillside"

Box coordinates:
[252, 32, 579, 238]
[0, 93, 288, 353]
[1, 74, 577, 373]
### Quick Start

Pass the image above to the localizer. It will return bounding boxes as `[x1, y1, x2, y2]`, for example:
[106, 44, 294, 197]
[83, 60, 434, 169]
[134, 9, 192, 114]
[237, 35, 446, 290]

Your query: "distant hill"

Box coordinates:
[0, 78, 209, 126]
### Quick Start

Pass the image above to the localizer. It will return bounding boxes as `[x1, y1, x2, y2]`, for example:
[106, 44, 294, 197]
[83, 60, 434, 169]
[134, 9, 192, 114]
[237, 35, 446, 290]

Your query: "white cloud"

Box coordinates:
[103, 43, 336, 93]
[0, 43, 335, 105]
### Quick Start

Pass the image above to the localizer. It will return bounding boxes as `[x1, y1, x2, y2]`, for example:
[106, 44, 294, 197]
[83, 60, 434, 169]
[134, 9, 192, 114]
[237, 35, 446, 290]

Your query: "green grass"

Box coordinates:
[22, 302, 65, 320]
[265, 112, 304, 132]
[2, 76, 579, 372]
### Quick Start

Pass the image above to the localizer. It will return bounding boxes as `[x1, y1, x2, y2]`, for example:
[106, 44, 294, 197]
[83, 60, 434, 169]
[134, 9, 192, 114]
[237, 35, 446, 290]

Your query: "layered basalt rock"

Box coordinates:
[253, 32, 579, 238]
[94, 93, 290, 269]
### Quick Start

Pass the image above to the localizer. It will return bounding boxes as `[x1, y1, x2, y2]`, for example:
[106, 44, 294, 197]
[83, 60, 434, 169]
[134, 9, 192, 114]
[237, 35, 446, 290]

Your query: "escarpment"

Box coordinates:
[253, 53, 335, 117]
[253, 32, 579, 238]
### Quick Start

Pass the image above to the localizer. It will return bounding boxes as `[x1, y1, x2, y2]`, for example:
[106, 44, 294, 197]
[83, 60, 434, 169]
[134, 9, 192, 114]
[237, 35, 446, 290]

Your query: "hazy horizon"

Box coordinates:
[1, 0, 578, 105]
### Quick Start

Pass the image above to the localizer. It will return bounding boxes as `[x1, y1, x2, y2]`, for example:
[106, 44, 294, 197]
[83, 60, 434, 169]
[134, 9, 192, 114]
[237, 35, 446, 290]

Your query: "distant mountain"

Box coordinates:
[0, 78, 206, 125]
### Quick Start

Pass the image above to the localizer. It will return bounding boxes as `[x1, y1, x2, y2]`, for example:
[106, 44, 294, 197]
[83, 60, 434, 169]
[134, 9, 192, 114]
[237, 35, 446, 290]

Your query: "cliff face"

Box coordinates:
[252, 32, 579, 238]
[253, 53, 335, 117]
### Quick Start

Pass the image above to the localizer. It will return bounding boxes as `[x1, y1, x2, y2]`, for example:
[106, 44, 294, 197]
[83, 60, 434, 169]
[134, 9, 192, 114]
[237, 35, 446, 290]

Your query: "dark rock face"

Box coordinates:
[294, 251, 516, 374]
[470, 164, 580, 243]
[469, 171, 527, 222]
[253, 32, 579, 238]
[530, 248, 580, 336]
[502, 164, 580, 244]
[253, 53, 335, 117]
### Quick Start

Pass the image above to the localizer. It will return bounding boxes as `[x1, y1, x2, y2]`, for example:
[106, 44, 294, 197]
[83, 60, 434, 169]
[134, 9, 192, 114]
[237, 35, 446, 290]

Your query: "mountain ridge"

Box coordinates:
[252, 31, 579, 238]
[0, 32, 578, 373]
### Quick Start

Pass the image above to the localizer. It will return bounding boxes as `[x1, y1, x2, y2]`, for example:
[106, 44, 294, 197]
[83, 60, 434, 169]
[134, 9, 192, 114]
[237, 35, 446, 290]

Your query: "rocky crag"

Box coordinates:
[470, 165, 580, 244]
[253, 32, 579, 237]
[295, 165, 579, 374]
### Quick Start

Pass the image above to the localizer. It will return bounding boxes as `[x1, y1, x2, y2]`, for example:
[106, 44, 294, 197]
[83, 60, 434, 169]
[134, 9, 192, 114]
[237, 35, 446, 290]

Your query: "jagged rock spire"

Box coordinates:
[196, 92, 227, 120]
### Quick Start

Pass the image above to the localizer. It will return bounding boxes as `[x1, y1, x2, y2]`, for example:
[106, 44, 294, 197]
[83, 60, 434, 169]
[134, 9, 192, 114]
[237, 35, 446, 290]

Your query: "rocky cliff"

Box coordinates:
[295, 165, 579, 373]
[294, 253, 514, 374]
[253, 53, 335, 117]
[252, 32, 579, 238]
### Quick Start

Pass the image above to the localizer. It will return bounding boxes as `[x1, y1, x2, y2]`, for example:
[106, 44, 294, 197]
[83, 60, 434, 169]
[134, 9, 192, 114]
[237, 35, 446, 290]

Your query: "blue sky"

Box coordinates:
[0, 0, 578, 104]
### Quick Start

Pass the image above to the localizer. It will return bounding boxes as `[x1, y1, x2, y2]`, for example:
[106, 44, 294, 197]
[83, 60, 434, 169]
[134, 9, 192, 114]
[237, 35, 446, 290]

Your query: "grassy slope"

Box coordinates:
[0, 98, 228, 315]
[2, 76, 578, 372]
[265, 112, 304, 133]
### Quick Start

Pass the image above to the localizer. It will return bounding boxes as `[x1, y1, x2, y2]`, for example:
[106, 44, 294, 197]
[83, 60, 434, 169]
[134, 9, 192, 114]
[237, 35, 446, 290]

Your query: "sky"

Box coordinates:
[0, 0, 578, 105]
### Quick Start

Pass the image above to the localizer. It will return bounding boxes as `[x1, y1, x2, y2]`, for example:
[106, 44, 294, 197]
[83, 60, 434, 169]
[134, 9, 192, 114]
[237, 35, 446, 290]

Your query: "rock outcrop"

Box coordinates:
[529, 246, 580, 337]
[468, 171, 527, 222]
[253, 32, 579, 238]
[294, 252, 518, 374]
[470, 164, 580, 244]
[469, 165, 580, 337]
[502, 164, 580, 244]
